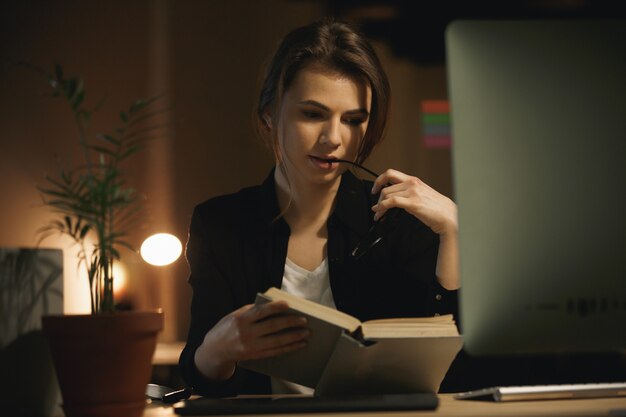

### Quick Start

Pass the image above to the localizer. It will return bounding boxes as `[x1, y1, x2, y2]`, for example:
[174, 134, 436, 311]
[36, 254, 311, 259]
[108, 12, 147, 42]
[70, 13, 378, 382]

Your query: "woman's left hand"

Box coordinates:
[371, 169, 458, 237]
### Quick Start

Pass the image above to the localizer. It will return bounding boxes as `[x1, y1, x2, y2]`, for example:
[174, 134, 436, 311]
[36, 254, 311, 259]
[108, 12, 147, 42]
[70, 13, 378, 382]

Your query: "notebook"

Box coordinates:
[173, 393, 438, 415]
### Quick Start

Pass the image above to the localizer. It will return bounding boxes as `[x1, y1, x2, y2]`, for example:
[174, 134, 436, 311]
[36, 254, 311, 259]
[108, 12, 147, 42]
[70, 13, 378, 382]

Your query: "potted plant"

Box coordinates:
[34, 64, 164, 417]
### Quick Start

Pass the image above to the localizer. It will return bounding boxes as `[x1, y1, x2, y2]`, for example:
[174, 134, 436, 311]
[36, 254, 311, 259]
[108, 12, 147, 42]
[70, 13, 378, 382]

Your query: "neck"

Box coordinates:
[274, 166, 341, 228]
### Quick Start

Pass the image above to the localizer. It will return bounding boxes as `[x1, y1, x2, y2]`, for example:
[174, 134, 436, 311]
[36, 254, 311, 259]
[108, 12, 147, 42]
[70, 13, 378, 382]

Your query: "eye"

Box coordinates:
[344, 117, 366, 126]
[302, 110, 322, 119]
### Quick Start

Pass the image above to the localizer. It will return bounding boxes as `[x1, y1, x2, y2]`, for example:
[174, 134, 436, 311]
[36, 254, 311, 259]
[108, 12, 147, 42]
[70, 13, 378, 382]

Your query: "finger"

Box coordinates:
[241, 300, 290, 322]
[371, 169, 398, 194]
[255, 314, 308, 337]
[373, 182, 411, 208]
[237, 326, 309, 358]
[225, 316, 308, 360]
[372, 195, 412, 221]
[243, 340, 308, 361]
[371, 169, 412, 194]
[376, 182, 410, 204]
[373, 176, 425, 213]
[257, 327, 311, 351]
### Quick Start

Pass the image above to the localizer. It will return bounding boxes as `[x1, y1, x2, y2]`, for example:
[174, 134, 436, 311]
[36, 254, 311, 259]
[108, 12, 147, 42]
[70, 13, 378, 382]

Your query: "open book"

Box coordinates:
[239, 287, 463, 396]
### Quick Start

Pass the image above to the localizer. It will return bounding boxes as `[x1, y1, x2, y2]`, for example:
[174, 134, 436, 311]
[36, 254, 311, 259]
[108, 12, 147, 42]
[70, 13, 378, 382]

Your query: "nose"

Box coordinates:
[319, 118, 342, 148]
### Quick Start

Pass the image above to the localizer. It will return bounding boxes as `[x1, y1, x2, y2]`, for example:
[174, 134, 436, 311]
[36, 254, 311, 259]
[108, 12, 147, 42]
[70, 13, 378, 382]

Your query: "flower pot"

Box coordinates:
[42, 310, 163, 417]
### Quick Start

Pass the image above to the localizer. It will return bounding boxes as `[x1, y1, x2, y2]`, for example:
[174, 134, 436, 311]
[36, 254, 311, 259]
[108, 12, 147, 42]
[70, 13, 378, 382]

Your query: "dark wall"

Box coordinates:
[0, 0, 452, 340]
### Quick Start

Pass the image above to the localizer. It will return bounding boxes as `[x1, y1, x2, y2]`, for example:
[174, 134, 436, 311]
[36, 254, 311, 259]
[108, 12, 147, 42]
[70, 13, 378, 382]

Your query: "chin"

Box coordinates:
[309, 168, 346, 185]
[280, 158, 345, 188]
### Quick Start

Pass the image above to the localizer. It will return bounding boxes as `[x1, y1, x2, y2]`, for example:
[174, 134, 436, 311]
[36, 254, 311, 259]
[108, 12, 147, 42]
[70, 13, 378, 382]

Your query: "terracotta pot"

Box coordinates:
[42, 310, 163, 417]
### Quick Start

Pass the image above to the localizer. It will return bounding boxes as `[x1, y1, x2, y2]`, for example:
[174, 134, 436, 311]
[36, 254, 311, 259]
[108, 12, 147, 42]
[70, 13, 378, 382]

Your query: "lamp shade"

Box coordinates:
[140, 233, 182, 266]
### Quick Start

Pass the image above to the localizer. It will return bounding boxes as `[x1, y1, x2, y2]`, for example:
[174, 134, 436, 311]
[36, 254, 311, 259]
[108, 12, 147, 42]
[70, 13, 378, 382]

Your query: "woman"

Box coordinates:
[179, 18, 459, 397]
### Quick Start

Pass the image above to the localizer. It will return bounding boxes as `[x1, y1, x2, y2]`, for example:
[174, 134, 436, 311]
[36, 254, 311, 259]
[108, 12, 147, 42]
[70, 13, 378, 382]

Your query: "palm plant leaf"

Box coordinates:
[32, 64, 161, 314]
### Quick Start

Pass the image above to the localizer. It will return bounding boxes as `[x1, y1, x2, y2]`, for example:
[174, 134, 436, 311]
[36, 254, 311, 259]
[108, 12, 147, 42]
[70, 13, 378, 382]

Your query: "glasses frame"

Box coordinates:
[328, 159, 401, 260]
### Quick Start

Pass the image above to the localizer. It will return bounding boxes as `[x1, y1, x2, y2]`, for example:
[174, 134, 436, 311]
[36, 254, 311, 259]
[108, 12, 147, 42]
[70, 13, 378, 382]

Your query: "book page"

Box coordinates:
[360, 315, 459, 339]
[361, 323, 460, 339]
[264, 287, 361, 332]
[363, 314, 455, 325]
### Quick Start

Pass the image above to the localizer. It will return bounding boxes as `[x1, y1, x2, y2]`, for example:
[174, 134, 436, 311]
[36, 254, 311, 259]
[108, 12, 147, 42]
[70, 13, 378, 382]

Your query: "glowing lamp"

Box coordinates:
[112, 262, 128, 298]
[140, 233, 182, 266]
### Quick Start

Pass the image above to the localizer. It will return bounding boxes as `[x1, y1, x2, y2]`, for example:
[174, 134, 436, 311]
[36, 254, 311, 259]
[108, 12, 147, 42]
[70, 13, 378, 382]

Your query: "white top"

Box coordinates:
[271, 257, 336, 395]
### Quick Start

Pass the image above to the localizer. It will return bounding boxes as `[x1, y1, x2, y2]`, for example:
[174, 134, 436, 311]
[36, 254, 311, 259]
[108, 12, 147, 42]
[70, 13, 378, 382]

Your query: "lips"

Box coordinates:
[309, 155, 338, 170]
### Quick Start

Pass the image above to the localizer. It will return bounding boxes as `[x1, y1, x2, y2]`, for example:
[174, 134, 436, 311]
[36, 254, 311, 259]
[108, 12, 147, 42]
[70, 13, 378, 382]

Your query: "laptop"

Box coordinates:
[173, 393, 438, 415]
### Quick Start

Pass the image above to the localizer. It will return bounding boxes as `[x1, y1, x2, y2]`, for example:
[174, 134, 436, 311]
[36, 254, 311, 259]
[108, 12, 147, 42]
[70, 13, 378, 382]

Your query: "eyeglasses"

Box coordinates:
[325, 159, 401, 260]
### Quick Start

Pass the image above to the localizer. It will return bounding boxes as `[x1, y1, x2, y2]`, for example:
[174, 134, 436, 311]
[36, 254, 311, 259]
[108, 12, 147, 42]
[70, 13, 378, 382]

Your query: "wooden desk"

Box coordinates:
[144, 394, 626, 417]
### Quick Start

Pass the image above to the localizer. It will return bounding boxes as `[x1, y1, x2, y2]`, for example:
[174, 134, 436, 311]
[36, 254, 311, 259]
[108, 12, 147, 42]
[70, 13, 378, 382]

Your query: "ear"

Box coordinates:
[262, 112, 272, 130]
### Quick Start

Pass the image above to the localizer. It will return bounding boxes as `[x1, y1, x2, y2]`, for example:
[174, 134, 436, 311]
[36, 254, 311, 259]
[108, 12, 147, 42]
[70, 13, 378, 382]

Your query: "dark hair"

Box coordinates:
[256, 18, 391, 165]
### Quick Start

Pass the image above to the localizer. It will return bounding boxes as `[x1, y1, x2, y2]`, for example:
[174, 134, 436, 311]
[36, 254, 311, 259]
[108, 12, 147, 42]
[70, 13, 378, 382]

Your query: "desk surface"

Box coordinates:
[144, 394, 626, 417]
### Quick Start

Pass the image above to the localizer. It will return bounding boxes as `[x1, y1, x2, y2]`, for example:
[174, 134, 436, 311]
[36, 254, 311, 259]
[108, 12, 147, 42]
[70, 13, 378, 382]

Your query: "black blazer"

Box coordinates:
[179, 169, 458, 397]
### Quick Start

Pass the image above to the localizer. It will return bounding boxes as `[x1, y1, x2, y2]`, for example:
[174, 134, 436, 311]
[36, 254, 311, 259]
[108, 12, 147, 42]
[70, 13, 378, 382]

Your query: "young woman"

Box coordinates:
[179, 18, 459, 397]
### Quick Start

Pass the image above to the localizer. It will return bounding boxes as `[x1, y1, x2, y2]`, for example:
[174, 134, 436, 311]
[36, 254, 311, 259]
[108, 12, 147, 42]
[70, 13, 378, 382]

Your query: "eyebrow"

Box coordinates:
[298, 100, 369, 116]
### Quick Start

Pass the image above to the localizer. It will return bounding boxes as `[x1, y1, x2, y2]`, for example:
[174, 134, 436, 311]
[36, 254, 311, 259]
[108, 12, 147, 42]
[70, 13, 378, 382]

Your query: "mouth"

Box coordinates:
[309, 155, 338, 170]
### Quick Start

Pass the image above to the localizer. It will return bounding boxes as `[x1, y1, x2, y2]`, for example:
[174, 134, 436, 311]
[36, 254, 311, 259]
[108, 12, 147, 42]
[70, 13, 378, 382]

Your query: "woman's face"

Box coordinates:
[274, 64, 372, 187]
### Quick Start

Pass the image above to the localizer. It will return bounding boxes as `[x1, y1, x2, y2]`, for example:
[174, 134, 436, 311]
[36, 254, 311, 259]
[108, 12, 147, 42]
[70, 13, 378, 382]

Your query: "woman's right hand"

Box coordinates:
[194, 301, 309, 381]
